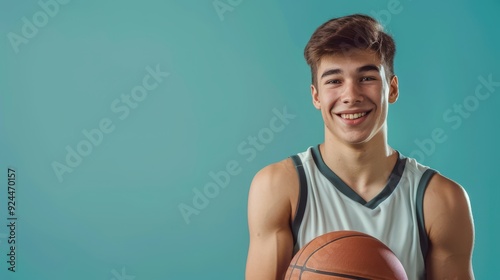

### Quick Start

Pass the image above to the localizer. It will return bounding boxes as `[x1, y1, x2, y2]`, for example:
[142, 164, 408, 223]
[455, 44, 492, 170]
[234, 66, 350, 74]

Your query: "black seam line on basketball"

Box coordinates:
[288, 263, 302, 279]
[289, 264, 371, 280]
[301, 234, 370, 273]
[290, 234, 317, 280]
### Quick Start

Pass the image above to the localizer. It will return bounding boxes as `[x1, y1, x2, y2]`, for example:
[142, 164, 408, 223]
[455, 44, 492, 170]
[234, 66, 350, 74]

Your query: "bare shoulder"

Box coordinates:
[248, 157, 300, 226]
[424, 173, 473, 234]
[250, 157, 298, 196]
[424, 173, 472, 219]
[423, 173, 475, 278]
[246, 158, 300, 279]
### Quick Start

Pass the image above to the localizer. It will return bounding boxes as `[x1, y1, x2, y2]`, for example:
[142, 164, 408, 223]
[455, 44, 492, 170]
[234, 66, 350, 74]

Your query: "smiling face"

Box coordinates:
[311, 49, 399, 146]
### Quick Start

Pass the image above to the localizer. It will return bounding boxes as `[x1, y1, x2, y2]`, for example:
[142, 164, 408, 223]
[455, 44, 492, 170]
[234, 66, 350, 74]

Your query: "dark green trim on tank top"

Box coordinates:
[416, 168, 437, 261]
[290, 155, 308, 247]
[310, 144, 406, 210]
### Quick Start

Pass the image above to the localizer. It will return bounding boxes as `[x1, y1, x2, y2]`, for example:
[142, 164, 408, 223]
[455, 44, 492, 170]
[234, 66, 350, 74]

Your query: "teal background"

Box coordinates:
[0, 0, 498, 279]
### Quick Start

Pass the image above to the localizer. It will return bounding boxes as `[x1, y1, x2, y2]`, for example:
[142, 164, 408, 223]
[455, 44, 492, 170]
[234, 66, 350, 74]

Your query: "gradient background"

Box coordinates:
[1, 0, 499, 279]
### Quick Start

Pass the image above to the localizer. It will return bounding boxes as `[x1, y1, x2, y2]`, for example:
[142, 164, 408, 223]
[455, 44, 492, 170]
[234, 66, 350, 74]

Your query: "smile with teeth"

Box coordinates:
[340, 112, 367, 120]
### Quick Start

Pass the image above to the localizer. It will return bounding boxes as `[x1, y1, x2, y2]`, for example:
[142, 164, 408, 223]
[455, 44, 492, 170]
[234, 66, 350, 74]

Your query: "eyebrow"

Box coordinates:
[320, 64, 380, 79]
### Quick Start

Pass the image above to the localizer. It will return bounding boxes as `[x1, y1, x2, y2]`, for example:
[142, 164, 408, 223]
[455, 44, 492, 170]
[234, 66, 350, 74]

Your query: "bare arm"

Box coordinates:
[245, 160, 298, 280]
[424, 174, 475, 279]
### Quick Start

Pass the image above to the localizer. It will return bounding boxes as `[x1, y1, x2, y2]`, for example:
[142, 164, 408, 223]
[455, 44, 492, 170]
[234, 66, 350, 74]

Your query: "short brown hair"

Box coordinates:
[304, 14, 396, 86]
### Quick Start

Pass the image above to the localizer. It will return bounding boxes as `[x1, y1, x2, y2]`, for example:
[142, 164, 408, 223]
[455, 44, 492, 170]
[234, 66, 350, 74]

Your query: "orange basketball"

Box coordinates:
[285, 231, 408, 280]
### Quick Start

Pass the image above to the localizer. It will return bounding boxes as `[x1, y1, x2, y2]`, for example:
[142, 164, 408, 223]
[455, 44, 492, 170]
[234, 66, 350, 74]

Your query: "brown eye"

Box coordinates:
[361, 77, 376, 82]
[326, 79, 341, 84]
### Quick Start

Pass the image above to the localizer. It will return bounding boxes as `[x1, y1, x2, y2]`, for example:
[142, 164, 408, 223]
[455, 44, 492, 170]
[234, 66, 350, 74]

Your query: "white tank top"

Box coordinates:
[290, 145, 436, 280]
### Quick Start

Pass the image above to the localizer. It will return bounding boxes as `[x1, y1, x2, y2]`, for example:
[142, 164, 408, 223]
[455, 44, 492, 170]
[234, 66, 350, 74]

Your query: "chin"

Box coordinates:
[344, 138, 371, 146]
[330, 133, 370, 146]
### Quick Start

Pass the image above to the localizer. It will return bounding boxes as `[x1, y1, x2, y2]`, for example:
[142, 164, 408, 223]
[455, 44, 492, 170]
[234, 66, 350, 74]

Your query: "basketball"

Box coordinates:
[285, 231, 408, 280]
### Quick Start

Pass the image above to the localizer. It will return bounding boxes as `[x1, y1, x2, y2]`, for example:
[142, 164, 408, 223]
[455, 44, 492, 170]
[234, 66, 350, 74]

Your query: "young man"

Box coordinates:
[245, 14, 475, 280]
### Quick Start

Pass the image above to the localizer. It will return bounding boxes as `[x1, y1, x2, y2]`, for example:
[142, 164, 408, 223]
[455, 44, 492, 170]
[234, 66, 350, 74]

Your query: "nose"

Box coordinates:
[340, 80, 363, 104]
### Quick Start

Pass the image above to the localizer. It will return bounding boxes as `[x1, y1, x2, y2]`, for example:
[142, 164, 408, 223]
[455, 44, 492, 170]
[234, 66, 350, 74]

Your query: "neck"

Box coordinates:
[320, 128, 397, 192]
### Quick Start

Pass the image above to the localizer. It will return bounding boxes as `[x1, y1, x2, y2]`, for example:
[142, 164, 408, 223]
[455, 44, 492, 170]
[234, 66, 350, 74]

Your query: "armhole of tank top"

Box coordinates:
[416, 168, 437, 261]
[290, 155, 308, 247]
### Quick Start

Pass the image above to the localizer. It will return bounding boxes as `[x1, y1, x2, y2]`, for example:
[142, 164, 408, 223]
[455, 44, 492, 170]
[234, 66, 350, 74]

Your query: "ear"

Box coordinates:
[389, 75, 399, 103]
[311, 84, 321, 110]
